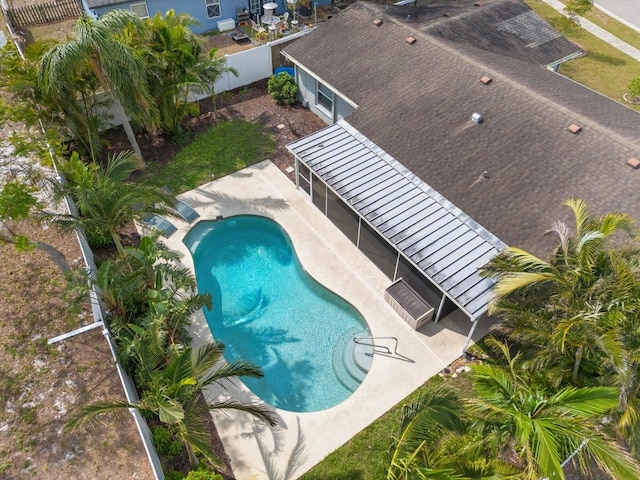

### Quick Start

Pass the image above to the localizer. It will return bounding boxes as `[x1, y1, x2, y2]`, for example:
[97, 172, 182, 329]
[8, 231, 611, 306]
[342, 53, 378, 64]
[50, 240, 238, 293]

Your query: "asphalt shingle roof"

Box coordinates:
[85, 0, 128, 9]
[283, 1, 640, 258]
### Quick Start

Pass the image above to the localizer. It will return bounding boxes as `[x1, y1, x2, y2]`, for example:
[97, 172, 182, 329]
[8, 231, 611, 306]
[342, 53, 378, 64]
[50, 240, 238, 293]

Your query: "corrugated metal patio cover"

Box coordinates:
[287, 121, 507, 319]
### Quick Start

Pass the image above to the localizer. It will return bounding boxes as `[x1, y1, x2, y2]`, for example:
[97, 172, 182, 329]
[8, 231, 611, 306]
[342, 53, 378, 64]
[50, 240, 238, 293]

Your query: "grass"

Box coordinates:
[552, 0, 640, 49]
[524, 0, 640, 111]
[136, 119, 276, 194]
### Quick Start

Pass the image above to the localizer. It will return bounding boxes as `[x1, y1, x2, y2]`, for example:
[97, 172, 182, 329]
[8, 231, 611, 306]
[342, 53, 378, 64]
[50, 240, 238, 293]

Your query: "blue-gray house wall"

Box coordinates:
[83, 0, 330, 34]
[295, 68, 356, 125]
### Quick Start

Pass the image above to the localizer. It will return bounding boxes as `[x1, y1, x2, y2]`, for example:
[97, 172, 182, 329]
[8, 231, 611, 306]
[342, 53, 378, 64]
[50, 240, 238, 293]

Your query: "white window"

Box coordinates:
[316, 81, 333, 114]
[206, 0, 221, 18]
[130, 2, 149, 19]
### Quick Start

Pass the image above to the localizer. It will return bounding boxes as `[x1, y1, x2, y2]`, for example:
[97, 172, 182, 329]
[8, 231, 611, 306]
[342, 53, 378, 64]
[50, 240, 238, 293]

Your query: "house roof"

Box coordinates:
[379, 0, 582, 67]
[85, 0, 129, 9]
[288, 121, 506, 320]
[283, 1, 640, 258]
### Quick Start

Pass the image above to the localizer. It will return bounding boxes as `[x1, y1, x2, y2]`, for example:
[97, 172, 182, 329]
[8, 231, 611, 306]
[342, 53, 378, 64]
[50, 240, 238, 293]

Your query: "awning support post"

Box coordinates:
[434, 295, 447, 323]
[462, 318, 480, 353]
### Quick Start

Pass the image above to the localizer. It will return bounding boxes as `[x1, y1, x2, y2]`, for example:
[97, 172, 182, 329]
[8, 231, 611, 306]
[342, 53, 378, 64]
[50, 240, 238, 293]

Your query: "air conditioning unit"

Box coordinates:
[217, 19, 236, 32]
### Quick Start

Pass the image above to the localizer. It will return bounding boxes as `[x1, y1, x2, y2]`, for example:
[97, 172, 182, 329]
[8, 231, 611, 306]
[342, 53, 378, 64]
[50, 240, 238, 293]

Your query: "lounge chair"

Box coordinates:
[161, 186, 200, 224]
[142, 214, 177, 238]
[175, 199, 200, 224]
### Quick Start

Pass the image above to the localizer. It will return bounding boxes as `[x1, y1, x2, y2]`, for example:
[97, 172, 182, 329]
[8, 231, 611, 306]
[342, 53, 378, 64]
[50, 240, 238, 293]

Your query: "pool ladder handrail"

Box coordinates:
[353, 336, 399, 356]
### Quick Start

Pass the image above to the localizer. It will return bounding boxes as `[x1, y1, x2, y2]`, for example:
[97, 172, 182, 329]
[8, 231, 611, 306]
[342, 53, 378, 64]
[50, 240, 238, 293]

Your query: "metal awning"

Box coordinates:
[287, 121, 507, 320]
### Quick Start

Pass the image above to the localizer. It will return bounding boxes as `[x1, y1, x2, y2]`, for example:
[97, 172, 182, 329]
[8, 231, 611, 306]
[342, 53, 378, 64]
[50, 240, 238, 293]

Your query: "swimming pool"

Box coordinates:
[184, 215, 372, 412]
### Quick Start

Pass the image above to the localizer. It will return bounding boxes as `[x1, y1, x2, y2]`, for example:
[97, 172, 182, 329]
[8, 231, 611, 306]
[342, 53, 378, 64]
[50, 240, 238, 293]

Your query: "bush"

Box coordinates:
[268, 72, 298, 106]
[152, 426, 184, 458]
[184, 468, 224, 480]
[628, 77, 640, 98]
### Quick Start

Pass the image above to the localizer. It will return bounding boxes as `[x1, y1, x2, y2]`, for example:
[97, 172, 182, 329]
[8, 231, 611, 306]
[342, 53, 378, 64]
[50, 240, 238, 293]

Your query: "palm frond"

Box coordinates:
[65, 400, 135, 432]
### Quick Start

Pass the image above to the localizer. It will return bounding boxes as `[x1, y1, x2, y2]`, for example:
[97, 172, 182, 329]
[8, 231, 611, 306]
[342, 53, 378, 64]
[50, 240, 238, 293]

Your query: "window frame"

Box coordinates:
[205, 0, 222, 19]
[316, 80, 334, 115]
[130, 2, 149, 19]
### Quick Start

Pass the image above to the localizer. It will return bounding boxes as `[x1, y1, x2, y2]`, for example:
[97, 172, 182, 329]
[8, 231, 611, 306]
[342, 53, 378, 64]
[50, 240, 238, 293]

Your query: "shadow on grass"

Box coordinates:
[585, 50, 628, 66]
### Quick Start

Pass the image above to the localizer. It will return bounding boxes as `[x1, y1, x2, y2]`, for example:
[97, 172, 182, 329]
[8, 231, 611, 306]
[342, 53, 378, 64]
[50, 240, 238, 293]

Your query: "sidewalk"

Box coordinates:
[540, 0, 640, 62]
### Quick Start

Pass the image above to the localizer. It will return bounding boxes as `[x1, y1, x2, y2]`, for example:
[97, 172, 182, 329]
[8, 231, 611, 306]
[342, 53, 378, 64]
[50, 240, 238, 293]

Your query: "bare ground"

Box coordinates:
[0, 221, 154, 479]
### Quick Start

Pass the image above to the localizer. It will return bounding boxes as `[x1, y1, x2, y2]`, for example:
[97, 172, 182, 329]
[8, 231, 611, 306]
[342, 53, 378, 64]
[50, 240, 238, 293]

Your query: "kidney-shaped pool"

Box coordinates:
[184, 215, 372, 412]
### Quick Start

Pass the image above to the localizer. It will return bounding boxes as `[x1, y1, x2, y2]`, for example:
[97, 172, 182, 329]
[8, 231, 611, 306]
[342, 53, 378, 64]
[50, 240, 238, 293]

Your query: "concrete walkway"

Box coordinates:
[541, 0, 640, 62]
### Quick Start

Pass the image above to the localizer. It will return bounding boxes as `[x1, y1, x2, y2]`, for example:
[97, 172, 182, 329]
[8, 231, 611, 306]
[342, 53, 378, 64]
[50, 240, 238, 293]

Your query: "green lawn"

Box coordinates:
[524, 0, 640, 111]
[136, 119, 276, 193]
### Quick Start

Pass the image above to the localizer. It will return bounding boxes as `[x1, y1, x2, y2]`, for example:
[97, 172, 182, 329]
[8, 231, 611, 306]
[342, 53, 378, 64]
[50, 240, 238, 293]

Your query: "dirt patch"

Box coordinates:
[0, 221, 153, 479]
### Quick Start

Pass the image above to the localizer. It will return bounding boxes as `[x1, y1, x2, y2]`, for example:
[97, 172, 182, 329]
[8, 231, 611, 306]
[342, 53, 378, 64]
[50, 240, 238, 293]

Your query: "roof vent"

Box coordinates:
[627, 158, 640, 169]
[373, 18, 383, 26]
[471, 112, 484, 124]
[406, 36, 417, 45]
[474, 2, 481, 6]
[567, 123, 582, 134]
[480, 75, 492, 85]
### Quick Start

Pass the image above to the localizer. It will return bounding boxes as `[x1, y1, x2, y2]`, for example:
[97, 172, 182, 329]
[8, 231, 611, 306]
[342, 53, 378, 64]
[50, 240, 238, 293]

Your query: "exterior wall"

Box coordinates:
[89, 0, 248, 34]
[87, 0, 331, 33]
[295, 68, 356, 125]
[334, 95, 355, 122]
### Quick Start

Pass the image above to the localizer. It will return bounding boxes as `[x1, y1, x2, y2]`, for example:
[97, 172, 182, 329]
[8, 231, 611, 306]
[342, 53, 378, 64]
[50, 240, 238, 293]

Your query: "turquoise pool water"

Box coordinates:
[184, 215, 371, 412]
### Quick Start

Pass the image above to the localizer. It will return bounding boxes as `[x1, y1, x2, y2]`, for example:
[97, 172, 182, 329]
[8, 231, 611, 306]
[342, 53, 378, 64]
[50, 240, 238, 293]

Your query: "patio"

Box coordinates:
[201, 5, 337, 56]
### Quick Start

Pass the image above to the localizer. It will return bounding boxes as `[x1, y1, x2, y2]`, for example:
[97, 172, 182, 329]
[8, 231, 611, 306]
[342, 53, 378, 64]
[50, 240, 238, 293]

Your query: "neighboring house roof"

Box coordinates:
[380, 0, 582, 67]
[288, 121, 506, 319]
[85, 0, 129, 8]
[283, 0, 640, 258]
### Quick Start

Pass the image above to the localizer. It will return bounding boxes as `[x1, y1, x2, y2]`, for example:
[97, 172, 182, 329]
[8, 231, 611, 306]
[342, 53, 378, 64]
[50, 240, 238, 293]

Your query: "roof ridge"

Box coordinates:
[374, 5, 640, 152]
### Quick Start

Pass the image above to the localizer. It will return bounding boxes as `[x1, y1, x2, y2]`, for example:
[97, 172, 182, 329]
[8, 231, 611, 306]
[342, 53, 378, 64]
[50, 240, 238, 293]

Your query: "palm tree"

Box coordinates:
[47, 151, 176, 254]
[387, 386, 520, 480]
[468, 339, 640, 480]
[38, 11, 158, 158]
[66, 342, 276, 469]
[140, 10, 238, 134]
[481, 198, 638, 385]
[192, 48, 238, 120]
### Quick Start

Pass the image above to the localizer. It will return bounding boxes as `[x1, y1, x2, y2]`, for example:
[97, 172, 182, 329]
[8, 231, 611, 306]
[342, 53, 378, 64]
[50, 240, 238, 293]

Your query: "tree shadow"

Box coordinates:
[584, 50, 627, 66]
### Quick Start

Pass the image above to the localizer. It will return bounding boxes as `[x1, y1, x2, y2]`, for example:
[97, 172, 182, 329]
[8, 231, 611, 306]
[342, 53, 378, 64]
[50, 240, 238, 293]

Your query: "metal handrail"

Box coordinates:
[353, 336, 399, 356]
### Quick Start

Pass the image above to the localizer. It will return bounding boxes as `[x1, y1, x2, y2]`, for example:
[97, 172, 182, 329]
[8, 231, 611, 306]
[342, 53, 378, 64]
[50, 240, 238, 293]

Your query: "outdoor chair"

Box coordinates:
[250, 19, 266, 38]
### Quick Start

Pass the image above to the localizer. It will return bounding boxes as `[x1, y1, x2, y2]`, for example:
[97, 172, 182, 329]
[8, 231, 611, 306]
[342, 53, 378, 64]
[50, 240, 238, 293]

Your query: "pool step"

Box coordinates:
[332, 327, 373, 392]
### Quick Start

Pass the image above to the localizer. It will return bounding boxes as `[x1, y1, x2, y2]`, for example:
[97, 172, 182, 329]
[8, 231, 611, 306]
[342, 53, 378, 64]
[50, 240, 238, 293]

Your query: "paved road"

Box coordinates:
[595, 1, 640, 33]
[541, 0, 640, 61]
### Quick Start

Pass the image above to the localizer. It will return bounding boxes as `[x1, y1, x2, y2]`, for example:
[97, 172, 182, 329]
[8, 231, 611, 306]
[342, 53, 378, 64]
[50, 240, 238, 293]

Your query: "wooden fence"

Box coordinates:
[7, 0, 83, 28]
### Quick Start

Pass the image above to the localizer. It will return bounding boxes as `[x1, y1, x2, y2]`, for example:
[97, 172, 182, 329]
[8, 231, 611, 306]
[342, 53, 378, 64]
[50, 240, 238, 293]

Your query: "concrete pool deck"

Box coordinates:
[156, 160, 494, 479]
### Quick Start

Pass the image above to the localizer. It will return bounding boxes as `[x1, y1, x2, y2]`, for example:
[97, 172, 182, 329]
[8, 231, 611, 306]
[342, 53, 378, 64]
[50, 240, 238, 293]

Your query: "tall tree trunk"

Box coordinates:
[572, 346, 584, 385]
[185, 441, 200, 469]
[113, 99, 143, 160]
[109, 228, 125, 256]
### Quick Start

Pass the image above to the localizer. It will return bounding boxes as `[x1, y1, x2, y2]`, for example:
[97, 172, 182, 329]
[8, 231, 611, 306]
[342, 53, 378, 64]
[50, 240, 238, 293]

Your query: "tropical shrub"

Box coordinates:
[268, 72, 298, 106]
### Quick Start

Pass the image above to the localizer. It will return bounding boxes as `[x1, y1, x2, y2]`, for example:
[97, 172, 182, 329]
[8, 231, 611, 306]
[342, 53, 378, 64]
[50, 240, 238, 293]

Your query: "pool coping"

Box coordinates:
[155, 160, 494, 480]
